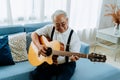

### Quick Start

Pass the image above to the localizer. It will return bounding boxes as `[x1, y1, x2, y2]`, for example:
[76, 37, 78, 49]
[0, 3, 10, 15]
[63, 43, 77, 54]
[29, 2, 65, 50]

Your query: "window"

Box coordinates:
[0, 0, 7, 25]
[44, 0, 67, 21]
[0, 0, 102, 29]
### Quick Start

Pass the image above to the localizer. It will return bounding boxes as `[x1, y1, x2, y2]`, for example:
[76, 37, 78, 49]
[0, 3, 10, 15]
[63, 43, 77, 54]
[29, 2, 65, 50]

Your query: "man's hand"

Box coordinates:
[38, 45, 47, 57]
[69, 55, 80, 62]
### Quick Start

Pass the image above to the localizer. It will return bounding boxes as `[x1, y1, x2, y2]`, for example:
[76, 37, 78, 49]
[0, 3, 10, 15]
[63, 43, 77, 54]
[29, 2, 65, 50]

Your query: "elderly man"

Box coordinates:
[31, 10, 81, 80]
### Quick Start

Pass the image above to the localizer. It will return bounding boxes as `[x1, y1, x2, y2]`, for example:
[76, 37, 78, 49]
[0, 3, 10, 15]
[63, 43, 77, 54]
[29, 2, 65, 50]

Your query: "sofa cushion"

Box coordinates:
[8, 32, 28, 62]
[0, 35, 15, 66]
[71, 59, 120, 80]
[24, 22, 52, 32]
[80, 42, 90, 54]
[0, 25, 24, 36]
[0, 61, 35, 80]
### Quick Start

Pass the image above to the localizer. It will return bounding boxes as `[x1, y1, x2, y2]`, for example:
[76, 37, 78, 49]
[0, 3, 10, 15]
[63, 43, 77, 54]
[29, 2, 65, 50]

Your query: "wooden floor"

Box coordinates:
[90, 45, 120, 69]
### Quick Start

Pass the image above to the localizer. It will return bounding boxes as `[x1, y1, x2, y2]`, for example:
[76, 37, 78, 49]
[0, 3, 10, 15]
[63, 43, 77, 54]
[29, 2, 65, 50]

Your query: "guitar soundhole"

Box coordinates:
[46, 47, 52, 56]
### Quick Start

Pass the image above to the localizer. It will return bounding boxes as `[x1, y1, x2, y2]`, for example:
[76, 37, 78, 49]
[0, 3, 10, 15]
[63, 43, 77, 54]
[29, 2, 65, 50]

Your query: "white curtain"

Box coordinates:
[69, 0, 103, 44]
[44, 0, 67, 21]
[0, 0, 103, 45]
[0, 0, 7, 24]
[0, 0, 68, 25]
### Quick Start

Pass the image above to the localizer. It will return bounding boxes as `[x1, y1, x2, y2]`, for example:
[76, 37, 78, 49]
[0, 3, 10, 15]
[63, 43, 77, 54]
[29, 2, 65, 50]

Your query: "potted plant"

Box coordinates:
[105, 4, 120, 35]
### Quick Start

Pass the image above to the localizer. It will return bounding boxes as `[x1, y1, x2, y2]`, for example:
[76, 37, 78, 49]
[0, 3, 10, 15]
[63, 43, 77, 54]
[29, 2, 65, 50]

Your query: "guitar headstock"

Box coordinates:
[88, 52, 106, 62]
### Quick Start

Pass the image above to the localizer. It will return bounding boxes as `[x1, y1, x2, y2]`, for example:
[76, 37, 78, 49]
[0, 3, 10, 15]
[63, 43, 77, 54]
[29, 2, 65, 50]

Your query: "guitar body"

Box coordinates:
[28, 36, 61, 66]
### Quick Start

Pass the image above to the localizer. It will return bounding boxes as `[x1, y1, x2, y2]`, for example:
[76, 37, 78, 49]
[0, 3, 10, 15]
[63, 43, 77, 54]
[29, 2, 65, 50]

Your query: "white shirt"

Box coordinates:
[35, 24, 81, 64]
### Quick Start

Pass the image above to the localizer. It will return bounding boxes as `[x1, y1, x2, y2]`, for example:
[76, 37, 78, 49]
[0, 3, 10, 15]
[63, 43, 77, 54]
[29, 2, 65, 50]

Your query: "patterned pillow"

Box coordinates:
[8, 32, 28, 62]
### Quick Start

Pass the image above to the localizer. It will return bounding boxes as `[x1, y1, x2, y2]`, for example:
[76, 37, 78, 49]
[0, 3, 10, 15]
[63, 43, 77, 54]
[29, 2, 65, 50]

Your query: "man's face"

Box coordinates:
[53, 14, 68, 33]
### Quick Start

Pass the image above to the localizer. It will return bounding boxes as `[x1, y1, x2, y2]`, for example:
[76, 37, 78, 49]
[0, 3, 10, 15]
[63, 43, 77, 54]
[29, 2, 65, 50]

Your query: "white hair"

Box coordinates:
[51, 10, 67, 21]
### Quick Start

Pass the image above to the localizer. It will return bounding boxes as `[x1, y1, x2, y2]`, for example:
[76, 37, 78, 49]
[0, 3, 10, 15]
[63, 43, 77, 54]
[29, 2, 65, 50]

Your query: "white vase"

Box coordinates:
[114, 24, 119, 35]
[119, 24, 120, 33]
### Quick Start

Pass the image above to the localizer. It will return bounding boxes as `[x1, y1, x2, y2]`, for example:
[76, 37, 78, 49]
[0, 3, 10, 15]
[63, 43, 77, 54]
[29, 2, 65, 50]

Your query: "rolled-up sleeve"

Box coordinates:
[35, 24, 53, 37]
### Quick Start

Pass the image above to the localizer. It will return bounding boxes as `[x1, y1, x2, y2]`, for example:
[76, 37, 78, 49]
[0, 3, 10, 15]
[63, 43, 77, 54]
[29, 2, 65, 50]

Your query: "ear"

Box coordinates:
[66, 18, 68, 21]
[66, 18, 68, 23]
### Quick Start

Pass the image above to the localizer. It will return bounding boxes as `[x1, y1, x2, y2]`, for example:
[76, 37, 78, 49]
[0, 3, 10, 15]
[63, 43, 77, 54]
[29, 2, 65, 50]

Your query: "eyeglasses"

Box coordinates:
[55, 22, 66, 27]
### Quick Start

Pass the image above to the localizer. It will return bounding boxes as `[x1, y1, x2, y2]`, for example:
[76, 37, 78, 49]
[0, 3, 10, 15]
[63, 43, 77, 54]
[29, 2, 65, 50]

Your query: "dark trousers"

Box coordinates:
[31, 62, 76, 80]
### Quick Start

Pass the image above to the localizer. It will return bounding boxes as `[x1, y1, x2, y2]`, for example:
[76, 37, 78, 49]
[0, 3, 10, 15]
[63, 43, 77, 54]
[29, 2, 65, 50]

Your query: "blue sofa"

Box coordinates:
[0, 22, 120, 80]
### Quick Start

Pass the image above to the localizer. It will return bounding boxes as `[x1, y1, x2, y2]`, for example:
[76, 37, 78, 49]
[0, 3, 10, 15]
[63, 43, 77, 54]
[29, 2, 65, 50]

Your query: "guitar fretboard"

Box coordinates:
[52, 50, 88, 58]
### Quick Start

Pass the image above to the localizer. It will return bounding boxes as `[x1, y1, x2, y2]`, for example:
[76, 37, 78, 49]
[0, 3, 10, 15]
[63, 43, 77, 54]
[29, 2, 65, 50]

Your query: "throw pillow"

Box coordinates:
[8, 32, 28, 62]
[0, 35, 15, 66]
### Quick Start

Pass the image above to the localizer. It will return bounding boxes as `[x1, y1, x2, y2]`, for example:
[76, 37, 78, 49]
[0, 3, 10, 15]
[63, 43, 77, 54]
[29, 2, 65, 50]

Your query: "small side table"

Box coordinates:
[94, 27, 120, 61]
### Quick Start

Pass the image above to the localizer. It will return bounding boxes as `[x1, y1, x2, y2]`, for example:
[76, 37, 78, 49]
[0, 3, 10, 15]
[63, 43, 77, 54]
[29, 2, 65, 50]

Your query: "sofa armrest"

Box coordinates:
[80, 42, 90, 54]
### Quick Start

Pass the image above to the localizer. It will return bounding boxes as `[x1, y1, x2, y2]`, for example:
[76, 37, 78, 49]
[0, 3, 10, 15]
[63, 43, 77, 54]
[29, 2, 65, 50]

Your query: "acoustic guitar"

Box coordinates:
[28, 36, 106, 66]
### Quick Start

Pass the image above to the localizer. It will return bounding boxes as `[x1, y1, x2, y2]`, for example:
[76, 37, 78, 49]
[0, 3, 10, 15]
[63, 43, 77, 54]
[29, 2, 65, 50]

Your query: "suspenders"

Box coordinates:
[51, 27, 55, 41]
[51, 27, 74, 63]
[65, 30, 73, 63]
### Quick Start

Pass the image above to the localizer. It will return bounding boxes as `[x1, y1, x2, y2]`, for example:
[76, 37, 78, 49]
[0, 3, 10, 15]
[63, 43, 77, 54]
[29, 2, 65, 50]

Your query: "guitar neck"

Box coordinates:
[52, 50, 88, 58]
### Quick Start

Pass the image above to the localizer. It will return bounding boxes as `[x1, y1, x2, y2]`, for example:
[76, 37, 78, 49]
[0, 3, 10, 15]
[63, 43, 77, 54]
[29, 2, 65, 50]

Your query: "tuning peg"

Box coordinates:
[96, 54, 100, 57]
[100, 59, 104, 62]
[91, 59, 95, 62]
[101, 55, 105, 58]
[96, 59, 100, 62]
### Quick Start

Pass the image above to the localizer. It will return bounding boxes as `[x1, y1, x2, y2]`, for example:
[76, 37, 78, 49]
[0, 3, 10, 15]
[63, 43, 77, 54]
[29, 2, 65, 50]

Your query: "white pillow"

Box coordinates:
[8, 32, 28, 62]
